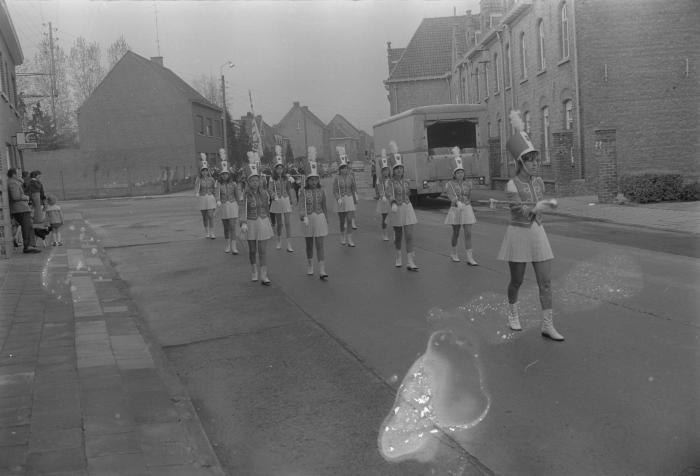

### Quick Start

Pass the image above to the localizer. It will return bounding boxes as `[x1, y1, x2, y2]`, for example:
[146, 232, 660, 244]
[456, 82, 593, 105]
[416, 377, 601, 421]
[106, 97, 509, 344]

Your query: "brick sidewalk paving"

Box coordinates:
[0, 214, 224, 475]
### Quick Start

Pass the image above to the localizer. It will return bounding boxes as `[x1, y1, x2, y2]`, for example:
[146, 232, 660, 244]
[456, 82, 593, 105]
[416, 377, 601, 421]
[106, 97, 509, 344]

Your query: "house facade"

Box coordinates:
[386, 0, 700, 196]
[78, 51, 223, 184]
[0, 0, 23, 257]
[239, 112, 289, 167]
[328, 114, 362, 163]
[275, 102, 330, 164]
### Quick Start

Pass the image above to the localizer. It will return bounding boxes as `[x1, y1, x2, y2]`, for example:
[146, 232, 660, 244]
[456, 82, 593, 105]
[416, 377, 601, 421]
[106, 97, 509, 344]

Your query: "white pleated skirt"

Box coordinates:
[303, 212, 329, 238]
[376, 198, 391, 215]
[444, 204, 476, 225]
[245, 217, 274, 241]
[390, 202, 418, 227]
[270, 196, 292, 214]
[198, 194, 217, 211]
[497, 222, 554, 262]
[220, 201, 239, 219]
[335, 195, 356, 213]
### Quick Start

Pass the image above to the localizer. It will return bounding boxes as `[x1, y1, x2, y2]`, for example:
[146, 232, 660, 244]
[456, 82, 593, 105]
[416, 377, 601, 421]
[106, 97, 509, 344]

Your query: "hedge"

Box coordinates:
[620, 174, 699, 203]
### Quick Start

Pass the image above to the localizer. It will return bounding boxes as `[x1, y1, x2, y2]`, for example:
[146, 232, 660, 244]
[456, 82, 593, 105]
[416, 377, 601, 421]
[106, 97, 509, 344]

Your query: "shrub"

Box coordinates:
[679, 181, 700, 201]
[619, 173, 691, 203]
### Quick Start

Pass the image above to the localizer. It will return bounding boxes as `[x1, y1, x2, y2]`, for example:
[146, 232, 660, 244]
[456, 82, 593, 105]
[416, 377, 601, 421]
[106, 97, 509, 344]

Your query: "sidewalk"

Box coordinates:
[468, 188, 700, 235]
[0, 214, 225, 475]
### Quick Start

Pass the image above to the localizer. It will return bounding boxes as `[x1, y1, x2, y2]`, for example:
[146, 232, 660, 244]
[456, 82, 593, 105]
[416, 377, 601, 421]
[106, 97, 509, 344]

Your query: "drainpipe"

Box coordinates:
[497, 28, 509, 177]
[571, 0, 584, 179]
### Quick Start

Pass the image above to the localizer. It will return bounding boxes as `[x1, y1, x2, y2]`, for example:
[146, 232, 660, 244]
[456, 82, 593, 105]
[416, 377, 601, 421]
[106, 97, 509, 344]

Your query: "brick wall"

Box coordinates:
[389, 79, 451, 115]
[576, 0, 700, 183]
[595, 129, 618, 203]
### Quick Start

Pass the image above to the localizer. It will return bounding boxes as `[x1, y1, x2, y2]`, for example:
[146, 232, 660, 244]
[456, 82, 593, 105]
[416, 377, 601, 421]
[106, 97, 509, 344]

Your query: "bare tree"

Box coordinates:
[191, 74, 222, 107]
[107, 35, 130, 70]
[68, 37, 104, 107]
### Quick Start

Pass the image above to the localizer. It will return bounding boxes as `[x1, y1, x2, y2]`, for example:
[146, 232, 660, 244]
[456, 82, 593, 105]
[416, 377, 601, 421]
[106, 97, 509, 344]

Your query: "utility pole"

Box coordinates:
[48, 22, 57, 131]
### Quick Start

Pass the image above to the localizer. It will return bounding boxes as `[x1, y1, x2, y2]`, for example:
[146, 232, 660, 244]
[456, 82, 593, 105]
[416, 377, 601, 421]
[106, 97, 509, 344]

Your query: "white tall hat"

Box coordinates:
[389, 141, 403, 169]
[274, 145, 284, 168]
[336, 146, 348, 168]
[306, 146, 319, 179]
[199, 152, 209, 170]
[244, 151, 259, 179]
[218, 148, 229, 173]
[452, 146, 464, 175]
[507, 110, 538, 162]
[376, 148, 389, 171]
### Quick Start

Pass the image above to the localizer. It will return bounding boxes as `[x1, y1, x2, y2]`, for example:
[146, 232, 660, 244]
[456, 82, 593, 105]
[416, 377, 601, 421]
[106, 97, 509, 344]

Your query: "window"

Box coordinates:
[196, 115, 204, 134]
[475, 67, 480, 101]
[520, 32, 528, 79]
[214, 118, 221, 137]
[561, 4, 570, 59]
[537, 20, 546, 71]
[206, 118, 213, 136]
[505, 44, 512, 87]
[461, 77, 467, 104]
[542, 106, 550, 163]
[524, 111, 531, 134]
[564, 100, 574, 130]
[493, 53, 500, 92]
[484, 64, 490, 97]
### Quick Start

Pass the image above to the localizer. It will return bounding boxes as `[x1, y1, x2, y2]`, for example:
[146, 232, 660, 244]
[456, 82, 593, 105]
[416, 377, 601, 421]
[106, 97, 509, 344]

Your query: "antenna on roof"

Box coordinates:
[154, 1, 161, 56]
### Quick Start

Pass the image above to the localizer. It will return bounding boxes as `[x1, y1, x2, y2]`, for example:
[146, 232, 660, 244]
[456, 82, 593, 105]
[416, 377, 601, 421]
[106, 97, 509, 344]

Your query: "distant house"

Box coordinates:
[239, 112, 289, 166]
[78, 51, 223, 182]
[327, 114, 362, 163]
[275, 102, 330, 163]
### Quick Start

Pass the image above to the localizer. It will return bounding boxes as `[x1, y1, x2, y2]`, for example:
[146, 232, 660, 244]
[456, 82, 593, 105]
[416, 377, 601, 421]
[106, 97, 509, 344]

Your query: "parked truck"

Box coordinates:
[373, 104, 489, 203]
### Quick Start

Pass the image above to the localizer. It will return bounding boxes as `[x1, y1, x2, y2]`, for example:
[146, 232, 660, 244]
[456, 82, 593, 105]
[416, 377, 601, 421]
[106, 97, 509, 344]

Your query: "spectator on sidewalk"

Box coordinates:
[7, 168, 40, 253]
[371, 159, 377, 194]
[45, 195, 64, 246]
[29, 170, 47, 225]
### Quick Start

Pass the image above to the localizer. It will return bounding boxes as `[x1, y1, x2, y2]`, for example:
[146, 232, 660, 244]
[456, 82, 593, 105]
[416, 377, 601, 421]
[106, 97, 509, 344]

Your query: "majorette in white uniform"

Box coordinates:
[386, 140, 419, 271]
[215, 149, 240, 254]
[194, 153, 219, 239]
[299, 146, 329, 280]
[444, 146, 478, 265]
[240, 152, 273, 285]
[375, 148, 392, 241]
[269, 145, 296, 252]
[496, 110, 563, 341]
[332, 146, 357, 247]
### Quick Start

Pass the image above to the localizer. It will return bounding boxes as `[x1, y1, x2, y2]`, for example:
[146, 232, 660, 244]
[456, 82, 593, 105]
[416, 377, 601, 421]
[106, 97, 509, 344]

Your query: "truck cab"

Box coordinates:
[373, 104, 488, 203]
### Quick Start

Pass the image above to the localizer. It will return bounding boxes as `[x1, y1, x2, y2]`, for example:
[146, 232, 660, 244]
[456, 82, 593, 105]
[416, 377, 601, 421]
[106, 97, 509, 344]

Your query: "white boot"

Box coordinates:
[231, 240, 239, 255]
[507, 303, 522, 331]
[347, 233, 355, 247]
[450, 247, 460, 262]
[307, 259, 314, 276]
[382, 229, 389, 241]
[260, 266, 271, 286]
[276, 236, 282, 250]
[286, 239, 294, 253]
[340, 232, 347, 246]
[395, 250, 402, 268]
[224, 239, 231, 253]
[319, 261, 328, 280]
[406, 251, 419, 271]
[210, 228, 215, 239]
[466, 249, 479, 266]
[251, 264, 258, 282]
[541, 309, 564, 341]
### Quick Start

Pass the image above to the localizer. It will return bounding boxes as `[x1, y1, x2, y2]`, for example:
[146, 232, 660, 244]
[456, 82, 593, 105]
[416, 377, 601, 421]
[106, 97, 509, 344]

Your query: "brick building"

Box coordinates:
[275, 102, 330, 164]
[78, 51, 224, 183]
[0, 0, 23, 257]
[386, 0, 700, 196]
[238, 112, 289, 167]
[328, 114, 363, 164]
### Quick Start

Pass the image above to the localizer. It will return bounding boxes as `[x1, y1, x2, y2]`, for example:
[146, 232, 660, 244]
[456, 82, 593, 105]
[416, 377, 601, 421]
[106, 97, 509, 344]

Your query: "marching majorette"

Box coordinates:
[270, 145, 296, 252]
[375, 148, 392, 241]
[194, 153, 219, 239]
[241, 152, 274, 285]
[497, 110, 563, 341]
[332, 146, 358, 247]
[299, 146, 329, 280]
[216, 149, 241, 255]
[387, 141, 419, 271]
[445, 146, 478, 265]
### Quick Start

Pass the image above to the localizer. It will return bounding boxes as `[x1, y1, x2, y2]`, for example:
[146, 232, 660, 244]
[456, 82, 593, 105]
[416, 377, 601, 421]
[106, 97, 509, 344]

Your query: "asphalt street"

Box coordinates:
[67, 177, 700, 476]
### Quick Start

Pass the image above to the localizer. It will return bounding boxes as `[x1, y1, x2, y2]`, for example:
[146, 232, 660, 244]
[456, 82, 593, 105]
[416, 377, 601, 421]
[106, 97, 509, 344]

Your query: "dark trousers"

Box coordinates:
[12, 212, 36, 249]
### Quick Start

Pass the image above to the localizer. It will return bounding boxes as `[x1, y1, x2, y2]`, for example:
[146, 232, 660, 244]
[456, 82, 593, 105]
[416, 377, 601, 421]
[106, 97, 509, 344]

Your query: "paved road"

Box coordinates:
[68, 180, 700, 475]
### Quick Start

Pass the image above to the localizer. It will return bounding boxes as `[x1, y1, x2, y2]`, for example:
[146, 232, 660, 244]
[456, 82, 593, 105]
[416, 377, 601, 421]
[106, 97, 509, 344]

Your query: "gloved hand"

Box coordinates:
[457, 201, 465, 209]
[303, 216, 309, 226]
[241, 223, 248, 233]
[391, 203, 398, 213]
[216, 201, 221, 207]
[337, 198, 343, 207]
[381, 196, 388, 202]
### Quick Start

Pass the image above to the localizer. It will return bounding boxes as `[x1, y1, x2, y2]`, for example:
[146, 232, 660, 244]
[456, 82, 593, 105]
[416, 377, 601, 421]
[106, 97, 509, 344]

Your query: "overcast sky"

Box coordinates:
[8, 0, 481, 133]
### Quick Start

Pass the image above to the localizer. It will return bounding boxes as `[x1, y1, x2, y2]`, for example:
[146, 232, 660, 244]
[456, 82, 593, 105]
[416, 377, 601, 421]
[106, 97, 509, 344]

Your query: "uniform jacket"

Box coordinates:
[8, 177, 30, 214]
[332, 174, 357, 200]
[507, 176, 545, 227]
[299, 187, 327, 216]
[445, 179, 472, 207]
[217, 180, 240, 203]
[388, 178, 411, 205]
[243, 188, 271, 220]
[195, 176, 218, 196]
[269, 177, 295, 203]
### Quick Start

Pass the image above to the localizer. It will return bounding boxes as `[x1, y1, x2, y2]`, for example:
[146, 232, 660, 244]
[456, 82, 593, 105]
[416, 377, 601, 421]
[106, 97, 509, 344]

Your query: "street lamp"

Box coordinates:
[220, 61, 235, 159]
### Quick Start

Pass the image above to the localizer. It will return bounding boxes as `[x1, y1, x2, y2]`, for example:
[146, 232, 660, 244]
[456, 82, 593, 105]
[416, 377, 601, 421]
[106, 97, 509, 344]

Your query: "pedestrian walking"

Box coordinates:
[299, 147, 329, 280]
[240, 153, 273, 285]
[371, 159, 377, 193]
[332, 146, 358, 247]
[374, 149, 392, 241]
[444, 147, 478, 265]
[215, 151, 240, 255]
[497, 110, 563, 341]
[387, 141, 418, 271]
[194, 154, 219, 239]
[45, 195, 64, 246]
[6, 168, 40, 253]
[269, 145, 296, 253]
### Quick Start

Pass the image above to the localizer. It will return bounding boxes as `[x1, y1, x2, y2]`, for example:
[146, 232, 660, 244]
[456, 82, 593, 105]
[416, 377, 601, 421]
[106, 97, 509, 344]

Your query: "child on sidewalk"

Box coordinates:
[45, 195, 64, 246]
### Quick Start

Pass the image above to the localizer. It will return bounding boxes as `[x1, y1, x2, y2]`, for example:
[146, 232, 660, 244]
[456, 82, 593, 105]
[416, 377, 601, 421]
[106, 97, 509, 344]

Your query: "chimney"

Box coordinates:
[150, 56, 164, 67]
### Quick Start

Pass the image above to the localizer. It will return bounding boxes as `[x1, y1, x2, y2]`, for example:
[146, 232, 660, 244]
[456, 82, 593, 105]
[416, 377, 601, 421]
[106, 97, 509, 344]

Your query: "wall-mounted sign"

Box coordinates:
[16, 132, 38, 149]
